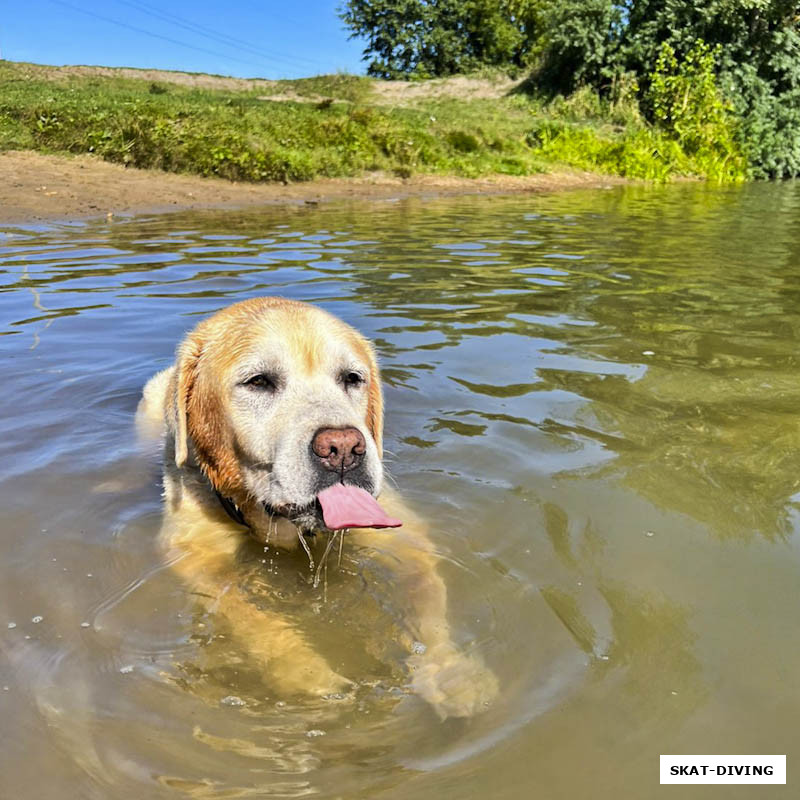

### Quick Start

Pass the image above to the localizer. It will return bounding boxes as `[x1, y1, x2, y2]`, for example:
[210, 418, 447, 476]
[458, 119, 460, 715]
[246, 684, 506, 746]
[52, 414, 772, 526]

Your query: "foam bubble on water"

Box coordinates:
[80, 622, 90, 628]
[306, 729, 326, 738]
[31, 616, 43, 624]
[220, 695, 246, 707]
[411, 641, 427, 655]
[119, 665, 134, 674]
[7, 622, 16, 629]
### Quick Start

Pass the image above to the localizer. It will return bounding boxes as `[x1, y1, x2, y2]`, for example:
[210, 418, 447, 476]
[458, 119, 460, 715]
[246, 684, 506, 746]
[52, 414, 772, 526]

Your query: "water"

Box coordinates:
[1, 183, 799, 799]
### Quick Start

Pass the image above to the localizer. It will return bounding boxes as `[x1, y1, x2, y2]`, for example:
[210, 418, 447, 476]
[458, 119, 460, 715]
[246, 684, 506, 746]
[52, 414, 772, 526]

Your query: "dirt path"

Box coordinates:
[371, 74, 521, 103]
[0, 150, 625, 225]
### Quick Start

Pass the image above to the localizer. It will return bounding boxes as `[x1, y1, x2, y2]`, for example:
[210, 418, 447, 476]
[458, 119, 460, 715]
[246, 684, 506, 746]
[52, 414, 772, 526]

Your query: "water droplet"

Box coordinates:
[306, 729, 326, 738]
[119, 665, 134, 674]
[411, 641, 427, 655]
[220, 695, 246, 707]
[31, 616, 43, 624]
[7, 622, 16, 629]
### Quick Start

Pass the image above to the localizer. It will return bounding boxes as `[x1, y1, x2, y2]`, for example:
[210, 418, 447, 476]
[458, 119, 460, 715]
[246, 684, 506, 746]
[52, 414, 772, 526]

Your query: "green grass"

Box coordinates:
[528, 120, 747, 182]
[276, 73, 374, 104]
[0, 61, 746, 184]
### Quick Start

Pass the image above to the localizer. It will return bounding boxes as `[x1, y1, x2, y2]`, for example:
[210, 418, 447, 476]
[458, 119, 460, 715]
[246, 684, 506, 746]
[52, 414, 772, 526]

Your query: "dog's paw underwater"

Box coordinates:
[408, 644, 500, 720]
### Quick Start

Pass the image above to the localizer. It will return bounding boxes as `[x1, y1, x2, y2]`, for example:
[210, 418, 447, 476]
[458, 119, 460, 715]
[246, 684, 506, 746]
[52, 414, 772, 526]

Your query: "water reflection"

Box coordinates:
[1, 183, 800, 799]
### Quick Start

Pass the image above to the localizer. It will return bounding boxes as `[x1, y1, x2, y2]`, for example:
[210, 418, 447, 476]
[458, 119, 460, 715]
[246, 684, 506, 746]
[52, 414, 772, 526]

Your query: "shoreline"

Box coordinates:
[0, 150, 627, 225]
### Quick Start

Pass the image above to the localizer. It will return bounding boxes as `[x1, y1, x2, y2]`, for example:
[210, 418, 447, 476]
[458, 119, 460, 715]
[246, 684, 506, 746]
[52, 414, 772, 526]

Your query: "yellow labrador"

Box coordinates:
[137, 297, 497, 718]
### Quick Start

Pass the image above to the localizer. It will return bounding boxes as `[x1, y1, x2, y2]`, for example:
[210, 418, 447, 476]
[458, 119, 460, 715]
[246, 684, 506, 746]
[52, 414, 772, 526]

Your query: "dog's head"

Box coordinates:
[170, 297, 385, 532]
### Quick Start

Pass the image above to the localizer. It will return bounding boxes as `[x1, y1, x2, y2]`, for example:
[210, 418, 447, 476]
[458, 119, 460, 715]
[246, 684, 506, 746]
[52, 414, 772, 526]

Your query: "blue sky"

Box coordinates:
[1, 0, 367, 79]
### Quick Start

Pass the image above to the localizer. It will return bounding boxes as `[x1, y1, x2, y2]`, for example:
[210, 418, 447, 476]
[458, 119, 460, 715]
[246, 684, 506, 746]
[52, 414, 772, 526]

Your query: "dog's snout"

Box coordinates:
[311, 427, 366, 472]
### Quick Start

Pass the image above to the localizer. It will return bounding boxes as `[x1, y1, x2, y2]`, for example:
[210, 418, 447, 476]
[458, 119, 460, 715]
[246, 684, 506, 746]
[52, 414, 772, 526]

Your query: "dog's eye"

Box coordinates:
[243, 373, 277, 391]
[342, 371, 365, 389]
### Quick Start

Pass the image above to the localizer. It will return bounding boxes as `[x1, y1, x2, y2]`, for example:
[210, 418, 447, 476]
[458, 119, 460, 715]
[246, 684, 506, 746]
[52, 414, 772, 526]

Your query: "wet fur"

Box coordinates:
[137, 297, 497, 717]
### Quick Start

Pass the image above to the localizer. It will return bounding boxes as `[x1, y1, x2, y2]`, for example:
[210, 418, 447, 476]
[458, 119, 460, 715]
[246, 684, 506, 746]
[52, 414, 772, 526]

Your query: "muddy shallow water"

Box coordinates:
[1, 184, 799, 799]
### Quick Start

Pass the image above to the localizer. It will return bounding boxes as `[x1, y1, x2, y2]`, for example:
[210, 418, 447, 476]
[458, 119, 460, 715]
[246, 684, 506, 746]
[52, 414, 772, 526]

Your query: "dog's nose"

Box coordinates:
[311, 427, 366, 472]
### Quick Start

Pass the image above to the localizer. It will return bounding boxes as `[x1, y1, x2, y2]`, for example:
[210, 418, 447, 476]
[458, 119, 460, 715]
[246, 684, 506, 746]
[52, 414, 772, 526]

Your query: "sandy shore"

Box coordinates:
[0, 150, 626, 224]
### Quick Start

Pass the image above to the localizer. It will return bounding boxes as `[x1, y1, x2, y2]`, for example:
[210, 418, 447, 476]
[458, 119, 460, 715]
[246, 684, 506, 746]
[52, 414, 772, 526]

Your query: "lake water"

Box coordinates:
[1, 184, 799, 799]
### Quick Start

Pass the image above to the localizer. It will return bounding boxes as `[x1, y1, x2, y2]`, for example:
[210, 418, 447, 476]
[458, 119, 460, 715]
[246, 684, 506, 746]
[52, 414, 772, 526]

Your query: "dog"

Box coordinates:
[136, 297, 498, 718]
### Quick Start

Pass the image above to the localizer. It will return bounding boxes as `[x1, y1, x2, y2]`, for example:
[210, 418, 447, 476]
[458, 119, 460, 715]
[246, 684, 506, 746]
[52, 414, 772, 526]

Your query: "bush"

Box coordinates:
[528, 121, 680, 181]
[647, 41, 747, 181]
[527, 115, 745, 183]
[534, 0, 800, 178]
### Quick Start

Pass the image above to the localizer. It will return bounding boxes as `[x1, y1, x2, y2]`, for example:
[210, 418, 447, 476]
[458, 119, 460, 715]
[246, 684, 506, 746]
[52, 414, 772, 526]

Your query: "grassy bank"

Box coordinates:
[0, 60, 742, 184]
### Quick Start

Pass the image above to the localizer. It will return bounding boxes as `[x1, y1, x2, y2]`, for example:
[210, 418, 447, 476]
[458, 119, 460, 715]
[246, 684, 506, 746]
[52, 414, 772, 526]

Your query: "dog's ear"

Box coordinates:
[363, 339, 384, 458]
[173, 333, 203, 468]
[173, 329, 241, 496]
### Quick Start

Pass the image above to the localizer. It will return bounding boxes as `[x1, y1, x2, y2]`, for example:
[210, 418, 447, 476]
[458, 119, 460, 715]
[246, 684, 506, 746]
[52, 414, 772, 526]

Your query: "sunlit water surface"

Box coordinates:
[1, 184, 799, 799]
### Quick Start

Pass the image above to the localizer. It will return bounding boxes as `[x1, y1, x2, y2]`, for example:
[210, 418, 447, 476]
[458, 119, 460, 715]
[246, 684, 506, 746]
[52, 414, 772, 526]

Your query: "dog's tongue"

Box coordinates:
[317, 484, 402, 530]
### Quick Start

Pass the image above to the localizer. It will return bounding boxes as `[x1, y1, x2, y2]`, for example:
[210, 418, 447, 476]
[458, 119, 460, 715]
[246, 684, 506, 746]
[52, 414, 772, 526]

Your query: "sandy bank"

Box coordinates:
[0, 150, 626, 224]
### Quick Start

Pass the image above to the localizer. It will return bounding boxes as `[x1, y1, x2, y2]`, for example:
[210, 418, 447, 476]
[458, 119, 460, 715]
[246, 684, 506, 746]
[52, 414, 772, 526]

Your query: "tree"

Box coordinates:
[339, 0, 544, 79]
[535, 0, 625, 95]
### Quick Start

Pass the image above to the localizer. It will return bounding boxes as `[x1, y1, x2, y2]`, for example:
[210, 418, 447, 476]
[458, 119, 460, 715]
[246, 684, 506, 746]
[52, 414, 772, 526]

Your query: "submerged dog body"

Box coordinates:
[138, 297, 497, 718]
